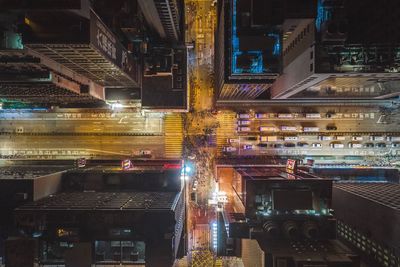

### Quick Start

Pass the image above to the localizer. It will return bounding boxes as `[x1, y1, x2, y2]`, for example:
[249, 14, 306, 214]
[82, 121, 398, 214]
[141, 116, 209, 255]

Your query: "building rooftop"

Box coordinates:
[235, 167, 323, 180]
[17, 191, 181, 211]
[0, 165, 71, 179]
[334, 182, 400, 211]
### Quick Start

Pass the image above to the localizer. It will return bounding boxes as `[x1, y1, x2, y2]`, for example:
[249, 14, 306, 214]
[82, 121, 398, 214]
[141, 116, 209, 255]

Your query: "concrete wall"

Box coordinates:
[33, 171, 64, 201]
[241, 239, 264, 267]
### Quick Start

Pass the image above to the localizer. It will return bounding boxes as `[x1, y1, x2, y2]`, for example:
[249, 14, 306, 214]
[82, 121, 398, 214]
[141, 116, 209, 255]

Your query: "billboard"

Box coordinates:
[286, 159, 297, 174]
[90, 10, 138, 83]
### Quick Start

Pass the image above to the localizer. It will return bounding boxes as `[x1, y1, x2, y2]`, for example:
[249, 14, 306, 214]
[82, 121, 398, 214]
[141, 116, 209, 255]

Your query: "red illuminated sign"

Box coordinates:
[286, 159, 297, 174]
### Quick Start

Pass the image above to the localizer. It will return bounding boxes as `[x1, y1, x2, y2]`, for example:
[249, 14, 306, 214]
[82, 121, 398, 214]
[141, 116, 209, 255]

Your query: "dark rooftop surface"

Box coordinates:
[334, 182, 400, 211]
[17, 191, 181, 211]
[0, 165, 71, 179]
[235, 167, 323, 180]
[142, 75, 185, 108]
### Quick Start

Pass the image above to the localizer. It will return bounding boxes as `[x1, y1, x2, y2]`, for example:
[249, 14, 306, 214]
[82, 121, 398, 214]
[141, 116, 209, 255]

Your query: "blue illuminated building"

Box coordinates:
[230, 0, 281, 75]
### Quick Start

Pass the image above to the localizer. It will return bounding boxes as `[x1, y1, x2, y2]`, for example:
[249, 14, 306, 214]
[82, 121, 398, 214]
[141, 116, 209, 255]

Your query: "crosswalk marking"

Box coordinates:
[165, 114, 183, 158]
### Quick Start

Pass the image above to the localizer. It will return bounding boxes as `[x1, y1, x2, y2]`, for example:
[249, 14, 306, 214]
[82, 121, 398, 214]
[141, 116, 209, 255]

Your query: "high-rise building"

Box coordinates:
[215, 0, 281, 100]
[0, 0, 142, 107]
[215, 0, 316, 100]
[2, 160, 185, 267]
[218, 165, 359, 266]
[138, 0, 182, 43]
[333, 182, 400, 267]
[272, 0, 400, 99]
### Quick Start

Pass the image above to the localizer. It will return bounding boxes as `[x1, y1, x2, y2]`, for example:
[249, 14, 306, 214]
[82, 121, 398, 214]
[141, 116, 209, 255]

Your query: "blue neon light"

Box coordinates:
[315, 0, 332, 32]
[268, 33, 281, 56]
[231, 0, 281, 75]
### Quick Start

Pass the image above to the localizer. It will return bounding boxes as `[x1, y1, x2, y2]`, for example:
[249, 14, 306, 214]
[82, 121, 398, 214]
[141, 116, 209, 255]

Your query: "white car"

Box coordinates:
[140, 150, 152, 155]
[227, 138, 239, 144]
[237, 127, 250, 132]
[237, 120, 250, 126]
[237, 113, 251, 119]
[223, 147, 237, 152]
[312, 143, 322, 148]
[352, 136, 363, 141]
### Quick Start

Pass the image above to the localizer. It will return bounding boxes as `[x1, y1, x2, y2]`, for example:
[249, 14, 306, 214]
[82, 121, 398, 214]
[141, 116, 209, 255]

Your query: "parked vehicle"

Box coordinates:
[312, 143, 322, 148]
[223, 147, 237, 152]
[237, 120, 250, 125]
[278, 113, 293, 119]
[387, 136, 400, 141]
[326, 125, 337, 130]
[237, 113, 251, 119]
[364, 143, 374, 148]
[237, 127, 251, 132]
[391, 142, 400, 148]
[260, 136, 279, 142]
[284, 142, 296, 147]
[284, 136, 298, 141]
[318, 135, 332, 141]
[303, 127, 319, 132]
[259, 126, 277, 132]
[305, 113, 321, 119]
[352, 136, 363, 141]
[330, 143, 344, 149]
[243, 145, 254, 150]
[370, 136, 385, 141]
[255, 113, 268, 119]
[280, 126, 298, 131]
[227, 138, 239, 143]
[297, 142, 309, 147]
[348, 142, 363, 148]
[257, 143, 269, 148]
[375, 143, 387, 148]
[273, 143, 284, 148]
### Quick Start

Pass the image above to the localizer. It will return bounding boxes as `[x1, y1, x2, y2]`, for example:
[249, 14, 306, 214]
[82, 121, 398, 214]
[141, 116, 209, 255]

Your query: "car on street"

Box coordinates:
[363, 143, 374, 148]
[223, 147, 236, 152]
[246, 136, 258, 141]
[318, 135, 332, 141]
[297, 142, 309, 147]
[237, 120, 250, 126]
[237, 113, 251, 119]
[391, 142, 400, 148]
[330, 143, 344, 149]
[273, 143, 284, 148]
[352, 136, 363, 141]
[312, 143, 322, 148]
[237, 127, 250, 132]
[326, 125, 337, 130]
[348, 142, 363, 148]
[284, 136, 298, 141]
[284, 142, 296, 147]
[375, 143, 387, 148]
[227, 138, 239, 143]
[257, 143, 269, 148]
[370, 136, 385, 141]
[243, 144, 253, 150]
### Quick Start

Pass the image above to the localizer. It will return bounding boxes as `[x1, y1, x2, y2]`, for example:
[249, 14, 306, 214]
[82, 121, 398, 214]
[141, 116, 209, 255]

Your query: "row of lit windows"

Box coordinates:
[337, 221, 400, 267]
[283, 24, 311, 57]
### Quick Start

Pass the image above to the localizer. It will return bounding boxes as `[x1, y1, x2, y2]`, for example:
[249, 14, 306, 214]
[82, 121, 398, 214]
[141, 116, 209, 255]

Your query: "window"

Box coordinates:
[40, 241, 73, 263]
[310, 63, 314, 72]
[95, 240, 145, 264]
[310, 51, 314, 59]
[307, 24, 310, 33]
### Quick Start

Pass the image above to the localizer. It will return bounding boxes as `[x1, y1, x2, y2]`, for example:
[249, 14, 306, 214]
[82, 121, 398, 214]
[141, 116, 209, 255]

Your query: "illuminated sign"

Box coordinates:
[286, 159, 297, 174]
[121, 159, 132, 170]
